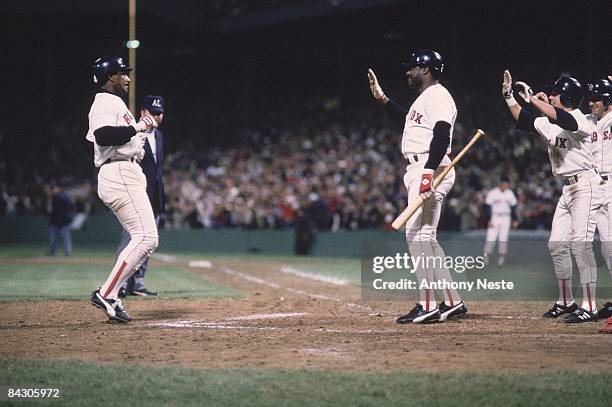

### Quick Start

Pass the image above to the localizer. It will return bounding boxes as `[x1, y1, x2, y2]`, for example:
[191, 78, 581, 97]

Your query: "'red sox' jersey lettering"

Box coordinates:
[408, 109, 423, 124]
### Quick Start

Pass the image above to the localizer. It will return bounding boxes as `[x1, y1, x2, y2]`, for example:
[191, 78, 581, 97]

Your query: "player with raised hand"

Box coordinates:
[369, 50, 467, 324]
[585, 78, 612, 333]
[502, 70, 605, 323]
[86, 56, 159, 323]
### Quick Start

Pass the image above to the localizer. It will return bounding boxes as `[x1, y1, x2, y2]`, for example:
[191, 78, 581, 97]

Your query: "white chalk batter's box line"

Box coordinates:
[149, 312, 383, 334]
[150, 312, 305, 330]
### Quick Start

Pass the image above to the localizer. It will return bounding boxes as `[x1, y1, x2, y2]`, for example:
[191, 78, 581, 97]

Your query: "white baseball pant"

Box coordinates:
[548, 171, 604, 285]
[595, 179, 612, 275]
[404, 161, 460, 309]
[484, 215, 511, 257]
[97, 161, 158, 299]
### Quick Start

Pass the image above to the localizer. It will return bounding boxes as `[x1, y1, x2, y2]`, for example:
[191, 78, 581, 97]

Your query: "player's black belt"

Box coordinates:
[562, 170, 602, 186]
[562, 175, 579, 186]
[602, 176, 609, 181]
[103, 157, 138, 165]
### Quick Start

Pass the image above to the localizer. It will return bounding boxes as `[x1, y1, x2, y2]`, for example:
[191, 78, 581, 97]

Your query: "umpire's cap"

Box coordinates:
[402, 50, 444, 76]
[92, 56, 132, 85]
[142, 95, 165, 114]
[587, 78, 612, 106]
[551, 76, 583, 108]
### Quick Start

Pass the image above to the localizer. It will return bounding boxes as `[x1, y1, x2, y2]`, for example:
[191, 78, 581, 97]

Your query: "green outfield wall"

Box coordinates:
[0, 215, 554, 257]
[0, 215, 402, 256]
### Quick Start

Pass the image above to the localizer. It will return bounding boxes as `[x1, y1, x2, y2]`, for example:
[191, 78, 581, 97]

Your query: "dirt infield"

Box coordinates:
[1, 257, 610, 372]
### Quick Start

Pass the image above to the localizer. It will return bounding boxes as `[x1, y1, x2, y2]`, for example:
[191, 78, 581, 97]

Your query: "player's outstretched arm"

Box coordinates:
[529, 92, 578, 131]
[502, 70, 521, 121]
[94, 116, 157, 146]
[367, 68, 408, 114]
[504, 70, 539, 134]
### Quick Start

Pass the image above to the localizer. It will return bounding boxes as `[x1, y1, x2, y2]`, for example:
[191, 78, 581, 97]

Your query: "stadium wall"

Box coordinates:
[0, 215, 401, 256]
[0, 216, 554, 257]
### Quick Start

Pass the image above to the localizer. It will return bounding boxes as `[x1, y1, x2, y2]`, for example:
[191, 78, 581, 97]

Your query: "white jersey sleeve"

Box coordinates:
[425, 90, 455, 125]
[86, 98, 121, 142]
[508, 190, 517, 207]
[569, 109, 595, 139]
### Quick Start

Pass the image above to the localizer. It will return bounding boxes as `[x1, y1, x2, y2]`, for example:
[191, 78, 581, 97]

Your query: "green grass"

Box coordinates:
[0, 244, 115, 259]
[0, 244, 364, 285]
[0, 358, 610, 407]
[0, 263, 241, 302]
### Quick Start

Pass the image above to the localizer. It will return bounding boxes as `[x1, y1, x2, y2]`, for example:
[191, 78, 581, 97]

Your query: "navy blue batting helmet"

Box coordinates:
[92, 56, 132, 85]
[587, 78, 612, 106]
[402, 50, 444, 76]
[551, 76, 583, 108]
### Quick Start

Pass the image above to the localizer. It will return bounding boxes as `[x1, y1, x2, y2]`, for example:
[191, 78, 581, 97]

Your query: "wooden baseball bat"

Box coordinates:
[391, 129, 486, 230]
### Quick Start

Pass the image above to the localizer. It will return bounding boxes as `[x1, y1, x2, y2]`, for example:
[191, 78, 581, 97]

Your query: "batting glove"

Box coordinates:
[419, 169, 435, 201]
[132, 115, 157, 132]
[368, 68, 389, 105]
[502, 70, 517, 107]
[515, 81, 533, 103]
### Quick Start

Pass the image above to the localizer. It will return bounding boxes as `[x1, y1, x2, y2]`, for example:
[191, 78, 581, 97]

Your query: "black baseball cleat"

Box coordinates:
[90, 289, 132, 322]
[130, 288, 158, 297]
[597, 302, 612, 319]
[439, 301, 468, 321]
[396, 304, 440, 324]
[543, 302, 578, 318]
[563, 307, 599, 323]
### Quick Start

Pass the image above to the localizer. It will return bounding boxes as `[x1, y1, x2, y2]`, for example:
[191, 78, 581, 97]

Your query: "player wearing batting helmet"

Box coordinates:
[502, 70, 605, 323]
[586, 78, 612, 333]
[86, 56, 159, 322]
[368, 50, 468, 324]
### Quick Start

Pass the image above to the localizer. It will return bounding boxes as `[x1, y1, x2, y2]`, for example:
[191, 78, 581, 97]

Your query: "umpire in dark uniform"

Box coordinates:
[117, 95, 166, 297]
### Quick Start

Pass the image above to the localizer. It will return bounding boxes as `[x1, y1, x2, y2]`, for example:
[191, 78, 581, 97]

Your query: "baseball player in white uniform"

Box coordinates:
[86, 56, 159, 323]
[586, 78, 612, 333]
[483, 178, 517, 267]
[503, 71, 605, 323]
[368, 50, 468, 324]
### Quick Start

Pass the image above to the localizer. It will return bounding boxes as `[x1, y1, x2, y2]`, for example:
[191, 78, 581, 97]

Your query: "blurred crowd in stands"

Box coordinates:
[0, 89, 562, 231]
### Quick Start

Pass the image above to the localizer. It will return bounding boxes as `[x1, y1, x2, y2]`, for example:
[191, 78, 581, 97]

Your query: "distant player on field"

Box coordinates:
[483, 177, 518, 267]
